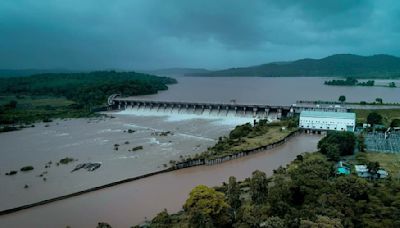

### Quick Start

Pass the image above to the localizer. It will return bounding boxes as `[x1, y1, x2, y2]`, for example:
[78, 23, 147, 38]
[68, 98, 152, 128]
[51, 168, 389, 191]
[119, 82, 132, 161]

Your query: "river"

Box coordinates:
[0, 134, 321, 228]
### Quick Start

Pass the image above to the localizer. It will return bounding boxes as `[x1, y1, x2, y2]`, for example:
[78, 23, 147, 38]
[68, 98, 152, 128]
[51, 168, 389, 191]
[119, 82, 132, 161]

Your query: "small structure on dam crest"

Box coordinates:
[299, 110, 356, 132]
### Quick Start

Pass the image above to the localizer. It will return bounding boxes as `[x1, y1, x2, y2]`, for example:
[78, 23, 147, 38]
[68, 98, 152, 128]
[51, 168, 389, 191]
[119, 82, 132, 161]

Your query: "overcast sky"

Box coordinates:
[1, 0, 399, 70]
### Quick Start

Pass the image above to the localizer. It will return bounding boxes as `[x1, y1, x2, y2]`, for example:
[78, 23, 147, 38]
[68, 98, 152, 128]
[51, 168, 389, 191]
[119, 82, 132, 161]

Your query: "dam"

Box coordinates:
[108, 94, 348, 120]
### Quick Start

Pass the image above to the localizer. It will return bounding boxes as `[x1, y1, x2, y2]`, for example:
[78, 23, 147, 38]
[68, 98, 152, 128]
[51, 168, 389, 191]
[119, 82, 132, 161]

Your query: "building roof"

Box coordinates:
[300, 111, 355, 120]
[355, 165, 368, 172]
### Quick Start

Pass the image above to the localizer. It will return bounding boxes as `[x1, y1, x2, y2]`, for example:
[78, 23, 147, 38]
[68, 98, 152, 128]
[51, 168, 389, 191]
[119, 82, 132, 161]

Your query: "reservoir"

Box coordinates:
[134, 77, 400, 105]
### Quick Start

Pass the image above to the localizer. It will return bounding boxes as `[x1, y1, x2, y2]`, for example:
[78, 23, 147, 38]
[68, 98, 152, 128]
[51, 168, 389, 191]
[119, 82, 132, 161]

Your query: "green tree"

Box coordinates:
[390, 119, 400, 127]
[318, 132, 356, 156]
[375, 98, 383, 104]
[226, 176, 241, 211]
[229, 123, 253, 139]
[151, 209, 171, 227]
[338, 95, 346, 103]
[326, 144, 340, 161]
[335, 176, 369, 200]
[234, 204, 269, 228]
[300, 215, 343, 228]
[250, 170, 269, 205]
[184, 185, 232, 227]
[357, 133, 366, 152]
[367, 112, 383, 126]
[260, 216, 285, 228]
[96, 222, 112, 228]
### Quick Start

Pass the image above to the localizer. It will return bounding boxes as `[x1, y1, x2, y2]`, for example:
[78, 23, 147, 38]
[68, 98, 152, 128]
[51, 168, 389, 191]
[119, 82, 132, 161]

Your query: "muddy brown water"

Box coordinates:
[0, 134, 321, 228]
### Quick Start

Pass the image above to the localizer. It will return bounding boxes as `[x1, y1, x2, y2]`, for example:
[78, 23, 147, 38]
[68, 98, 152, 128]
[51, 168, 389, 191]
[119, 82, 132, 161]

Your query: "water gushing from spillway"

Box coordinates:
[116, 104, 278, 126]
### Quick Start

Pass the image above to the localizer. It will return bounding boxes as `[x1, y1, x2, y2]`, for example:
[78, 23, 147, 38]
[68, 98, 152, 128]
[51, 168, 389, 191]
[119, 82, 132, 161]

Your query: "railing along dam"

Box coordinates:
[107, 94, 348, 119]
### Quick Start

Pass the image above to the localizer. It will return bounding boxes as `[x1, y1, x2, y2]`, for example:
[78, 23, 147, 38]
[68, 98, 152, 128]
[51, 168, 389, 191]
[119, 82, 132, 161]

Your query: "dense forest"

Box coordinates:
[134, 132, 400, 228]
[0, 71, 176, 106]
[0, 71, 176, 126]
[187, 54, 400, 78]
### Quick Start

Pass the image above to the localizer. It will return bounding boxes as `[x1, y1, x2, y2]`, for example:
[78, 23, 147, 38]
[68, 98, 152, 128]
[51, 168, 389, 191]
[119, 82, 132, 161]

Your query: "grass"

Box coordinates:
[0, 95, 94, 127]
[352, 109, 400, 126]
[190, 120, 298, 161]
[0, 96, 75, 107]
[230, 126, 294, 152]
[365, 152, 400, 177]
[352, 152, 400, 178]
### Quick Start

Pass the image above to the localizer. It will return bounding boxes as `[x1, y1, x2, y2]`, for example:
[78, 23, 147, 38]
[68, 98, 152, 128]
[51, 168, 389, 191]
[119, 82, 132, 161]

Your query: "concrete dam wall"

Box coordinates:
[107, 95, 348, 120]
[108, 97, 294, 120]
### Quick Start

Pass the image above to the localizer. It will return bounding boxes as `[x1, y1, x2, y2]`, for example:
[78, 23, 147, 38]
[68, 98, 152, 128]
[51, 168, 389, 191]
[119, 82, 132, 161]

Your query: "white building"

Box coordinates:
[299, 111, 356, 132]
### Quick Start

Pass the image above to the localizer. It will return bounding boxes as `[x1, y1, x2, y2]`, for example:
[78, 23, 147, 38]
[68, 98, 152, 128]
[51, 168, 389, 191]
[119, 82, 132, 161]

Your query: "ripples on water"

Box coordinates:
[0, 110, 253, 211]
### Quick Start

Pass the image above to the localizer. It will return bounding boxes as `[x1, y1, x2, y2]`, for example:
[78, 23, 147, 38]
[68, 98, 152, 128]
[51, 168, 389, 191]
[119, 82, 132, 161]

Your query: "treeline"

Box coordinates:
[0, 71, 176, 126]
[0, 71, 177, 106]
[325, 77, 374, 86]
[135, 132, 400, 228]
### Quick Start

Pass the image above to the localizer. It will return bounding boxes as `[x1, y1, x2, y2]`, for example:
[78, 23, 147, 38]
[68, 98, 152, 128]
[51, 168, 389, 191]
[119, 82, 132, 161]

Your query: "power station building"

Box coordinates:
[299, 111, 356, 132]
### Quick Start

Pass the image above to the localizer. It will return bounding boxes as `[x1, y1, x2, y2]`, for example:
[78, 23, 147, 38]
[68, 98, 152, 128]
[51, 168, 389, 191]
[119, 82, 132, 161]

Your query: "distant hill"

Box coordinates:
[144, 68, 211, 76]
[186, 54, 400, 78]
[0, 69, 78, 77]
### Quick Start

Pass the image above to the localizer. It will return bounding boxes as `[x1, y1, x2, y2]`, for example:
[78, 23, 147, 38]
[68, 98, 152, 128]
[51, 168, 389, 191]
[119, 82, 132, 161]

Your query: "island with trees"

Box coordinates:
[325, 78, 398, 88]
[324, 78, 375, 86]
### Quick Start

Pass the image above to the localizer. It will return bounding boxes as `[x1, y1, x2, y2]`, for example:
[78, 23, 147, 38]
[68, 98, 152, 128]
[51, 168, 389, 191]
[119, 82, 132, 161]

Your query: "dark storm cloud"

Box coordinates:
[0, 0, 399, 70]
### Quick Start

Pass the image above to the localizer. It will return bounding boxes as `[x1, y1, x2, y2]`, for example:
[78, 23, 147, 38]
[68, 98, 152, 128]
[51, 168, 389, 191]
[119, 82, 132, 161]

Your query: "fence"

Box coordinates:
[364, 132, 400, 153]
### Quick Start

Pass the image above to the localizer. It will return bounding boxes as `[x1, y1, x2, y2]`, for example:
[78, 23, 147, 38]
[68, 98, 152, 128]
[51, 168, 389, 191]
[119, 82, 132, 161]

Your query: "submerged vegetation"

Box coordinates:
[141, 132, 400, 228]
[20, 166, 34, 172]
[0, 71, 176, 129]
[59, 157, 75, 165]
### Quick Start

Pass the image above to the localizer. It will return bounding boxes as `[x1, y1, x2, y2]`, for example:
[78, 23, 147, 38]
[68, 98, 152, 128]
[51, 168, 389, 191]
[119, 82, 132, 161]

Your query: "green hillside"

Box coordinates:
[187, 54, 400, 78]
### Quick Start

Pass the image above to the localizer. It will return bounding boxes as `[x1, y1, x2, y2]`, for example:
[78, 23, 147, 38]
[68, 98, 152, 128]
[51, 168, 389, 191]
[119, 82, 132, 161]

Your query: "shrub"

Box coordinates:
[367, 112, 382, 126]
[59, 157, 75, 165]
[5, 170, 18, 176]
[20, 166, 34, 172]
[131, 146, 143, 151]
[229, 123, 252, 139]
[390, 119, 400, 127]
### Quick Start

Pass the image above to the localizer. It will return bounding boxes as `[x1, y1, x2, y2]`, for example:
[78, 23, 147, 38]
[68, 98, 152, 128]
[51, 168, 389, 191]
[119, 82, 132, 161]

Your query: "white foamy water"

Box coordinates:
[0, 113, 248, 211]
[117, 108, 255, 126]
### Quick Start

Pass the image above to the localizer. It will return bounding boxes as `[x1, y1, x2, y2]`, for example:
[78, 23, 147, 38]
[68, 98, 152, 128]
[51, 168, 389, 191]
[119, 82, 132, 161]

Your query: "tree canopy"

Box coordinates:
[318, 131, 356, 156]
[183, 185, 231, 227]
[367, 112, 383, 126]
[0, 71, 177, 107]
